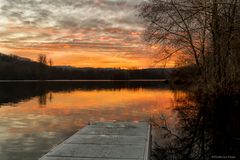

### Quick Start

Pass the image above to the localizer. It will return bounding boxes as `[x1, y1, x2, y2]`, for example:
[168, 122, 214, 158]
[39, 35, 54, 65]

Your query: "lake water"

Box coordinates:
[0, 81, 179, 160]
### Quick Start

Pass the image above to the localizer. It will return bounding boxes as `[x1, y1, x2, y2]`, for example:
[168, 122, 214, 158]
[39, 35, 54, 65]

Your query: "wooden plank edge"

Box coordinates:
[143, 123, 151, 160]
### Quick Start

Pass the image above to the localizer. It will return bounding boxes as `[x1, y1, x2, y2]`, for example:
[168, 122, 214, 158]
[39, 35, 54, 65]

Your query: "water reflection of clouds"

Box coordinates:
[0, 87, 178, 160]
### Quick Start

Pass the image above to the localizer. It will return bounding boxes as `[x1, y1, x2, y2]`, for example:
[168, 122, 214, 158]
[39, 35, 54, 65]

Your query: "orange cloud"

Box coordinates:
[0, 40, 176, 68]
[0, 0, 179, 68]
[0, 21, 176, 68]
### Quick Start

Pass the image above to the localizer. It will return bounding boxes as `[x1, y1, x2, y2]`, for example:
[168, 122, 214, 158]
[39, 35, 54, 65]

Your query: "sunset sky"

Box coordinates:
[0, 0, 176, 68]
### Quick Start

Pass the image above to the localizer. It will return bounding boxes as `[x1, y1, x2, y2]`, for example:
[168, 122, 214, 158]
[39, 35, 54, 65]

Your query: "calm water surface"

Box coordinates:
[0, 81, 179, 160]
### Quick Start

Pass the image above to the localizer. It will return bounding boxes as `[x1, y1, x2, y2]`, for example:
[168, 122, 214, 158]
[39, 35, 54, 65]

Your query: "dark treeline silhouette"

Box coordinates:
[0, 53, 171, 80]
[0, 81, 169, 106]
[169, 65, 199, 85]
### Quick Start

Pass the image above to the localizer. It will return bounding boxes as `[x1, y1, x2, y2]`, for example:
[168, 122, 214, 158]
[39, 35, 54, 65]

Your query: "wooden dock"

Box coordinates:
[40, 122, 151, 160]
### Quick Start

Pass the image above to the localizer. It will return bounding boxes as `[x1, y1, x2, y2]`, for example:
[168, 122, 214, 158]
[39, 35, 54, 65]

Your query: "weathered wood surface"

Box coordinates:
[40, 122, 151, 160]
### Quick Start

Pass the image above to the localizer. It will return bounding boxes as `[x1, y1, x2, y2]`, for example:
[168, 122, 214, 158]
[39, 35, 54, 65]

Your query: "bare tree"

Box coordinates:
[38, 54, 47, 65]
[139, 0, 240, 93]
[139, 0, 210, 66]
[48, 58, 53, 66]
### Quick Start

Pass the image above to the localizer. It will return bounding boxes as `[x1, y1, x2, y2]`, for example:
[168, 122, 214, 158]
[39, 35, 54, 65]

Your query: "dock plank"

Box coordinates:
[40, 122, 151, 160]
[65, 135, 146, 145]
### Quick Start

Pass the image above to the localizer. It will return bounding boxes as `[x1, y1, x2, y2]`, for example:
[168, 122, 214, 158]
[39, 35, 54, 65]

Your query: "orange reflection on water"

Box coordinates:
[2, 89, 174, 115]
[0, 87, 179, 160]
[1, 88, 177, 128]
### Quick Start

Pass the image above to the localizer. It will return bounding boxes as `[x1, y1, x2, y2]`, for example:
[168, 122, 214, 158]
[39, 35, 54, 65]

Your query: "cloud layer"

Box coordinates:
[0, 0, 170, 68]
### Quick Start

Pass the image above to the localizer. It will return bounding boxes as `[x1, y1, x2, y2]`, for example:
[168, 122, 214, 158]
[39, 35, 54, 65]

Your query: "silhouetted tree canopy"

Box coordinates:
[139, 0, 240, 94]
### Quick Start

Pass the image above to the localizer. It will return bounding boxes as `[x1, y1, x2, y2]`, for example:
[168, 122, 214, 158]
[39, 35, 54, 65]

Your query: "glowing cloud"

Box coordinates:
[0, 0, 175, 68]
